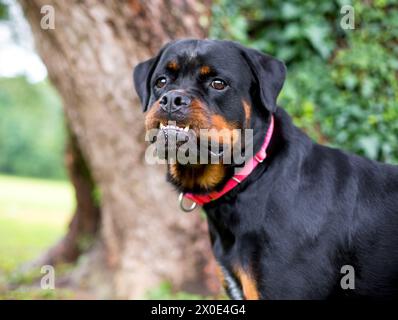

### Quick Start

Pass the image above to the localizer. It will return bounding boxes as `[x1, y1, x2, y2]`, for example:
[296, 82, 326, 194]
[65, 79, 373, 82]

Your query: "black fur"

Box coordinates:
[134, 39, 398, 299]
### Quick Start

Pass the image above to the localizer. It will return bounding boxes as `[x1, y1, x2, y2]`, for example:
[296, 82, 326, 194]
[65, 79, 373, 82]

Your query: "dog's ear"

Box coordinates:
[133, 42, 172, 112]
[133, 56, 158, 112]
[240, 46, 286, 113]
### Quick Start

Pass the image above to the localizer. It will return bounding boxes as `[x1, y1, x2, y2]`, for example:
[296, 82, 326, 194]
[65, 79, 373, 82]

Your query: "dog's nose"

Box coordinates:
[159, 91, 191, 114]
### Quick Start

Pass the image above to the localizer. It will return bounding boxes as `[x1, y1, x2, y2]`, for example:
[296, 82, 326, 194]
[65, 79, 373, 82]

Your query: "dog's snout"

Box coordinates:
[159, 91, 191, 114]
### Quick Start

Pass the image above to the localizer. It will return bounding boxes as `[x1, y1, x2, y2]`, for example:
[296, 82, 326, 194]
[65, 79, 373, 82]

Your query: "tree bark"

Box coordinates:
[18, 0, 217, 298]
[37, 128, 100, 266]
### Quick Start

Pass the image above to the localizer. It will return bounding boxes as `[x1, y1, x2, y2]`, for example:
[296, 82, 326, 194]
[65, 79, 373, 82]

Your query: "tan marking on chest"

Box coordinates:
[197, 164, 226, 190]
[236, 268, 260, 300]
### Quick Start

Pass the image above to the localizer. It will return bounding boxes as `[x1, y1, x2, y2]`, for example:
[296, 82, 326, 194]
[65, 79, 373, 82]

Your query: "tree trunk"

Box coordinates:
[18, 0, 218, 299]
[37, 128, 100, 266]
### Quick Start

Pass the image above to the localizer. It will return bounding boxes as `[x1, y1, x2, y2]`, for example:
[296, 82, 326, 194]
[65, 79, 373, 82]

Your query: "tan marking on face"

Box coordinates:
[235, 268, 260, 300]
[208, 115, 239, 145]
[188, 99, 211, 132]
[144, 101, 161, 130]
[144, 98, 212, 134]
[243, 101, 251, 128]
[200, 65, 211, 75]
[211, 114, 235, 130]
[167, 60, 179, 71]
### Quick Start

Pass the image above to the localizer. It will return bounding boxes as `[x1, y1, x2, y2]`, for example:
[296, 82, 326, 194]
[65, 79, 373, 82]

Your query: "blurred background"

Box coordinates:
[0, 0, 397, 299]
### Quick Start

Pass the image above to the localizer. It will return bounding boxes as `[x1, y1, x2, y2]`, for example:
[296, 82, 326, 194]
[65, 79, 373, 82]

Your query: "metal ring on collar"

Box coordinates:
[178, 193, 197, 212]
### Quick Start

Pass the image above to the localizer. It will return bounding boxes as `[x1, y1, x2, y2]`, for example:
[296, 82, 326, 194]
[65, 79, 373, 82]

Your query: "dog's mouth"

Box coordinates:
[149, 121, 227, 162]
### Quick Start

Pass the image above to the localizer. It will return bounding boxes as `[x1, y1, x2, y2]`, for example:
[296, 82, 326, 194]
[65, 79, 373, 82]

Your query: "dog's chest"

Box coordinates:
[206, 204, 262, 300]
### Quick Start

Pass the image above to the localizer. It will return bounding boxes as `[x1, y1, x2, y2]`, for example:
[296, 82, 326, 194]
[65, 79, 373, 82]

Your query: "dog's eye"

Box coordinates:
[155, 77, 167, 89]
[211, 79, 227, 90]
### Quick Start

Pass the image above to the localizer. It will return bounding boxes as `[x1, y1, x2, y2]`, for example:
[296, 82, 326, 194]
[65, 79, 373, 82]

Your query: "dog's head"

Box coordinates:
[134, 39, 286, 193]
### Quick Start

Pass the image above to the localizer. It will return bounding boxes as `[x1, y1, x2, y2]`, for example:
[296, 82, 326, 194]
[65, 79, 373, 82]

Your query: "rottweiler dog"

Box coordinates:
[133, 39, 398, 300]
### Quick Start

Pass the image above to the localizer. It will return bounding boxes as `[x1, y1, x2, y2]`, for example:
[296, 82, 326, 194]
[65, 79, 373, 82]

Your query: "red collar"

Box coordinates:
[179, 115, 274, 211]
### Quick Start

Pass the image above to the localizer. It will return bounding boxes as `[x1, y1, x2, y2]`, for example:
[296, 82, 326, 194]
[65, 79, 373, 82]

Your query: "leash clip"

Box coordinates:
[178, 193, 197, 212]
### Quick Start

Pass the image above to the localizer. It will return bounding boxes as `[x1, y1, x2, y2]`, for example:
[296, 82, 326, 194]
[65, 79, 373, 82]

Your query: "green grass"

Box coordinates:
[0, 174, 217, 300]
[1, 288, 75, 300]
[0, 174, 74, 298]
[146, 282, 210, 300]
